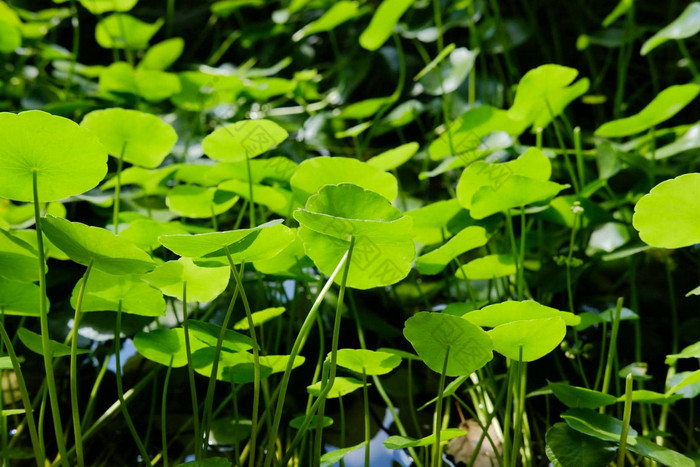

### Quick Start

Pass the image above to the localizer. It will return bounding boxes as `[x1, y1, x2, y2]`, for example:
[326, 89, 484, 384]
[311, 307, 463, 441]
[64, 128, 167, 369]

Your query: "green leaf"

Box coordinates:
[366, 142, 419, 171]
[633, 173, 700, 248]
[233, 307, 285, 330]
[217, 179, 299, 217]
[320, 443, 364, 467]
[78, 0, 137, 14]
[403, 312, 493, 377]
[166, 185, 239, 219]
[0, 110, 107, 202]
[336, 97, 394, 120]
[159, 220, 280, 257]
[416, 226, 489, 275]
[192, 348, 304, 382]
[143, 258, 230, 303]
[171, 71, 242, 111]
[99, 62, 181, 102]
[545, 423, 616, 467]
[290, 156, 398, 204]
[405, 199, 465, 245]
[666, 340, 700, 365]
[455, 254, 516, 280]
[307, 377, 365, 399]
[0, 278, 41, 316]
[359, 0, 415, 51]
[41, 215, 155, 274]
[293, 1, 361, 41]
[644, 124, 700, 160]
[0, 230, 42, 282]
[595, 84, 700, 137]
[507, 64, 589, 129]
[252, 228, 310, 277]
[641, 2, 700, 55]
[548, 382, 618, 409]
[464, 300, 580, 327]
[295, 184, 414, 289]
[118, 219, 190, 251]
[561, 408, 637, 445]
[18, 328, 89, 358]
[289, 415, 332, 430]
[470, 175, 567, 219]
[138, 37, 184, 70]
[210, 0, 264, 17]
[203, 120, 288, 162]
[95, 14, 163, 50]
[618, 390, 682, 405]
[419, 47, 477, 96]
[0, 21, 20, 53]
[488, 317, 566, 362]
[133, 328, 206, 368]
[80, 108, 177, 169]
[188, 320, 253, 352]
[101, 164, 178, 194]
[333, 348, 401, 376]
[384, 428, 466, 449]
[70, 269, 165, 317]
[665, 369, 700, 396]
[627, 437, 695, 467]
[206, 157, 298, 185]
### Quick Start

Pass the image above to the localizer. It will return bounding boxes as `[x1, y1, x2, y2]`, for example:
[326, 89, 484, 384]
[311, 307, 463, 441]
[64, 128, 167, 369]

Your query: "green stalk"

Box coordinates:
[201, 263, 242, 451]
[161, 358, 173, 467]
[510, 348, 526, 467]
[573, 127, 585, 189]
[279, 238, 355, 466]
[166, 0, 175, 37]
[617, 373, 634, 467]
[180, 282, 201, 459]
[81, 356, 110, 431]
[433, 347, 450, 467]
[114, 301, 151, 464]
[31, 170, 70, 467]
[501, 360, 515, 467]
[264, 246, 352, 467]
[69, 259, 94, 467]
[113, 142, 127, 233]
[362, 369, 370, 467]
[600, 297, 624, 411]
[0, 321, 44, 467]
[228, 259, 261, 467]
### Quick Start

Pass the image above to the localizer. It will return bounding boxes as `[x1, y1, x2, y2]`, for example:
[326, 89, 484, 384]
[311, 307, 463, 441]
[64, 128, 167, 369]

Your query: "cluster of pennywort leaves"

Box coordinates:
[0, 0, 700, 466]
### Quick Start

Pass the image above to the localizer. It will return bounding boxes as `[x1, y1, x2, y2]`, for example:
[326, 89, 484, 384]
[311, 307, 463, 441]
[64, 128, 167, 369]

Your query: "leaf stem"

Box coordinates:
[617, 373, 634, 467]
[113, 142, 127, 233]
[600, 297, 624, 411]
[180, 282, 201, 459]
[433, 346, 449, 467]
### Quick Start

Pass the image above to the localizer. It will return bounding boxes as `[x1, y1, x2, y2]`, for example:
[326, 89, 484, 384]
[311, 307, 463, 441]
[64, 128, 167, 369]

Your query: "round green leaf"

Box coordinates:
[488, 317, 566, 362]
[138, 37, 184, 70]
[0, 110, 108, 202]
[548, 382, 617, 409]
[0, 278, 42, 316]
[0, 230, 42, 282]
[307, 376, 365, 399]
[133, 328, 207, 368]
[455, 254, 516, 280]
[166, 185, 239, 218]
[41, 215, 155, 274]
[416, 226, 489, 275]
[366, 142, 419, 171]
[95, 14, 163, 50]
[545, 423, 615, 467]
[80, 108, 177, 168]
[118, 219, 190, 250]
[99, 62, 181, 102]
[202, 119, 288, 162]
[403, 312, 493, 377]
[359, 0, 414, 51]
[295, 184, 414, 289]
[333, 348, 401, 376]
[18, 327, 89, 358]
[290, 157, 398, 204]
[633, 173, 700, 248]
[233, 307, 285, 330]
[78, 0, 137, 14]
[70, 269, 165, 317]
[561, 408, 637, 445]
[464, 300, 580, 327]
[143, 257, 230, 303]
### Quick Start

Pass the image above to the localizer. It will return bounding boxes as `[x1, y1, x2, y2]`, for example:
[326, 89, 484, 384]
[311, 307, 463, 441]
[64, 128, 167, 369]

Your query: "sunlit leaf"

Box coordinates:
[143, 257, 230, 302]
[0, 278, 41, 316]
[455, 254, 515, 280]
[203, 120, 288, 162]
[18, 327, 89, 357]
[333, 348, 401, 376]
[138, 37, 184, 70]
[359, 0, 415, 51]
[416, 226, 489, 275]
[384, 429, 466, 449]
[307, 377, 365, 399]
[464, 300, 580, 327]
[71, 269, 165, 316]
[233, 307, 285, 330]
[95, 14, 163, 50]
[488, 317, 566, 361]
[166, 185, 239, 219]
[548, 382, 617, 409]
[641, 2, 700, 55]
[366, 142, 419, 171]
[293, 1, 361, 41]
[561, 408, 637, 444]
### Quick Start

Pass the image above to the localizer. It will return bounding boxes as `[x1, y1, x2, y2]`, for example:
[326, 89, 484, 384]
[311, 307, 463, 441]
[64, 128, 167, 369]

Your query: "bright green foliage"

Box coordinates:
[384, 429, 466, 449]
[293, 1, 361, 41]
[416, 226, 489, 274]
[294, 184, 414, 289]
[488, 317, 566, 361]
[333, 348, 401, 375]
[143, 257, 230, 302]
[188, 320, 253, 352]
[420, 47, 477, 96]
[403, 312, 493, 376]
[0, 278, 41, 316]
[366, 142, 419, 171]
[0, 230, 42, 282]
[0, 111, 107, 202]
[217, 179, 298, 217]
[41, 215, 155, 274]
[290, 157, 398, 203]
[233, 307, 285, 330]
[455, 254, 515, 280]
[133, 328, 207, 368]
[80, 108, 178, 168]
[70, 269, 165, 316]
[545, 423, 615, 467]
[666, 341, 700, 364]
[203, 120, 288, 162]
[319, 443, 364, 467]
[79, 0, 137, 14]
[118, 219, 190, 251]
[138, 37, 184, 70]
[464, 301, 580, 327]
[307, 377, 364, 398]
[405, 199, 464, 245]
[641, 3, 700, 55]
[561, 408, 637, 444]
[595, 84, 700, 137]
[95, 14, 163, 49]
[166, 185, 239, 218]
[633, 173, 700, 248]
[99, 62, 181, 102]
[359, 0, 414, 51]
[18, 328, 89, 358]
